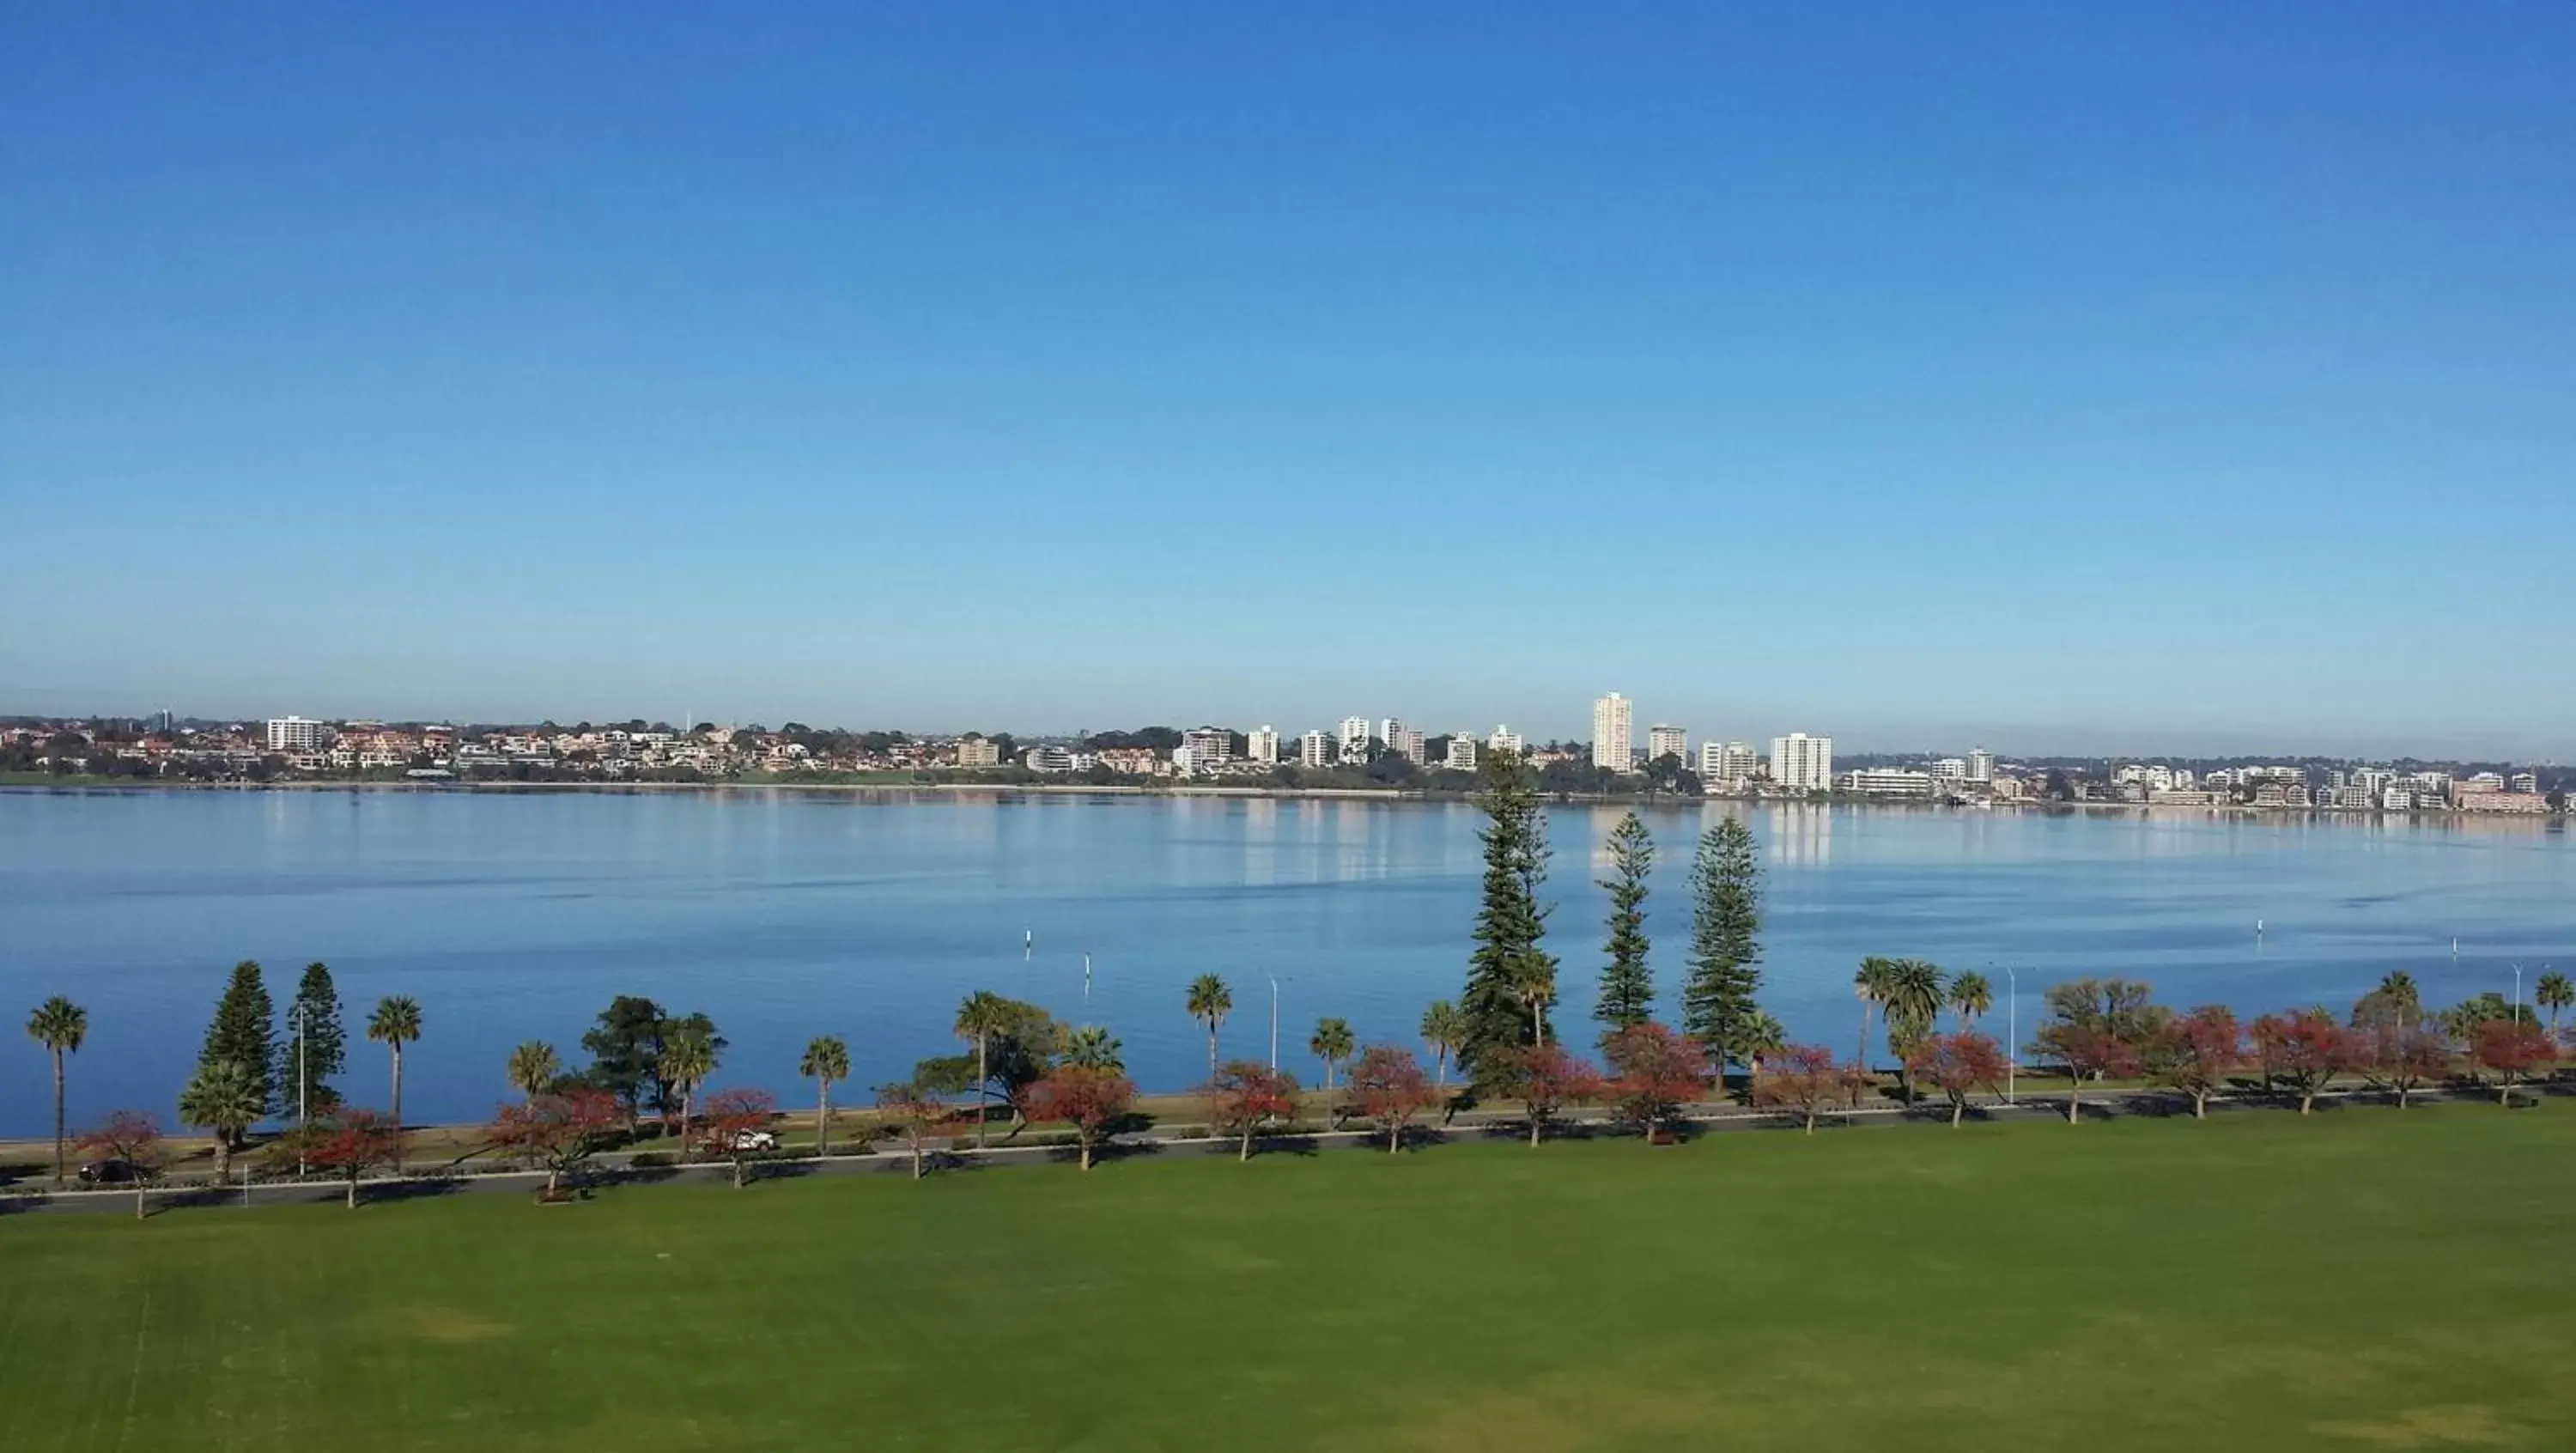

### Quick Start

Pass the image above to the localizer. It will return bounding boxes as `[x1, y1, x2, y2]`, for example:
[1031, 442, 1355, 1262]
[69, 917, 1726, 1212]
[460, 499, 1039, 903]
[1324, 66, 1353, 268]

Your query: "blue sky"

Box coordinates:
[5, 4, 2572, 756]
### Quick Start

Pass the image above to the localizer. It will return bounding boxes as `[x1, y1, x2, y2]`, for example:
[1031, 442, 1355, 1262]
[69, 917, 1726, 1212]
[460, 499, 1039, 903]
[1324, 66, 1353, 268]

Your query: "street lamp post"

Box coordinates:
[1268, 976, 1282, 1070]
[2005, 966, 2019, 1106]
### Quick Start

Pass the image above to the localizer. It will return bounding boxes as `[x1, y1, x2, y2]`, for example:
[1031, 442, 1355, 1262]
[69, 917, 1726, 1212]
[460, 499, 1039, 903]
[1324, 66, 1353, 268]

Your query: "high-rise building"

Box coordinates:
[1967, 747, 1994, 783]
[1770, 732, 1832, 792]
[1445, 734, 1479, 772]
[1591, 693, 1633, 773]
[1338, 716, 1372, 763]
[266, 715, 330, 752]
[1647, 725, 1688, 763]
[1486, 726, 1524, 757]
[1698, 740, 1759, 784]
[1247, 726, 1279, 765]
[1387, 722, 1426, 766]
[1182, 726, 1232, 767]
[1299, 730, 1331, 768]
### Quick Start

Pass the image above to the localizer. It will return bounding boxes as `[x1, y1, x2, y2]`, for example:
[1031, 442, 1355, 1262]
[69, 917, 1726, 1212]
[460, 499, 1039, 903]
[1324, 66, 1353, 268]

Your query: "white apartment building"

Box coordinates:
[1647, 725, 1688, 763]
[1966, 747, 1994, 783]
[1770, 733, 1832, 792]
[1844, 767, 1935, 797]
[1182, 726, 1232, 767]
[1338, 717, 1372, 762]
[1697, 740, 1759, 785]
[2511, 771, 2540, 794]
[1486, 726, 1524, 757]
[1932, 757, 1968, 781]
[1388, 723, 1426, 766]
[1445, 734, 1479, 772]
[1299, 730, 1331, 769]
[1592, 693, 1633, 773]
[956, 735, 1001, 768]
[1246, 726, 1279, 765]
[266, 715, 331, 752]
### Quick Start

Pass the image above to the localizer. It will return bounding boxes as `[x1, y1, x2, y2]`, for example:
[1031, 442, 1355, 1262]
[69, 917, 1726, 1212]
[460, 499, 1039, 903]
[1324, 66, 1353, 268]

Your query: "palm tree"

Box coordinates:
[1881, 959, 1948, 1102]
[179, 1058, 264, 1180]
[1948, 971, 1992, 1030]
[2537, 971, 2573, 1037]
[800, 1035, 849, 1157]
[1186, 975, 1233, 1078]
[1854, 957, 1899, 1073]
[2376, 970, 2422, 1029]
[1419, 1000, 1467, 1092]
[26, 997, 87, 1186]
[1310, 1017, 1355, 1091]
[954, 990, 1011, 1149]
[366, 995, 422, 1171]
[657, 1024, 718, 1153]
[1062, 1025, 1124, 1070]
[506, 1041, 559, 1104]
[1741, 1011, 1787, 1078]
[1508, 954, 1557, 1048]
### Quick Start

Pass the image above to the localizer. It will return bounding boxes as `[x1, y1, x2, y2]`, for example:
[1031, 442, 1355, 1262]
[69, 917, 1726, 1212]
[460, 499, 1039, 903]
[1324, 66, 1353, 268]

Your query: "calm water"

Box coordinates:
[3, 787, 2571, 1136]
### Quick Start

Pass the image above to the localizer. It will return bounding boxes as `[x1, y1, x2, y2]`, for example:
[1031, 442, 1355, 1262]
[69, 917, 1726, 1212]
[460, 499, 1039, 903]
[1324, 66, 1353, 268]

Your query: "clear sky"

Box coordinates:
[5, 4, 2571, 757]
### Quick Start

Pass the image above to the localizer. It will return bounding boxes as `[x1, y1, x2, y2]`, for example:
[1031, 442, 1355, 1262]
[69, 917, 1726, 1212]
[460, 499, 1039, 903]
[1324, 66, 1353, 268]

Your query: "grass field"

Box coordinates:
[3, 1104, 2572, 1452]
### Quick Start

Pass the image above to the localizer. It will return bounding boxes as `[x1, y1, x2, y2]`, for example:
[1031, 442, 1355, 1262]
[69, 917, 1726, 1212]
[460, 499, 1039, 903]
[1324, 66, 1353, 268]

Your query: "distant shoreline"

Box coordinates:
[0, 775, 2563, 823]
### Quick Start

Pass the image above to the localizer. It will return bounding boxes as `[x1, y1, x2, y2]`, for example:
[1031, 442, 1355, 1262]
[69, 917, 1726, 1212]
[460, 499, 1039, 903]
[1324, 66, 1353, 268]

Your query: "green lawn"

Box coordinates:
[3, 1104, 2571, 1452]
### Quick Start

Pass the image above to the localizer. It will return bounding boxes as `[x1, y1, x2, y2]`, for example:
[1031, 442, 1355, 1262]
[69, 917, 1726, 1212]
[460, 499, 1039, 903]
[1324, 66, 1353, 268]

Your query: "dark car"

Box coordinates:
[76, 1159, 145, 1185]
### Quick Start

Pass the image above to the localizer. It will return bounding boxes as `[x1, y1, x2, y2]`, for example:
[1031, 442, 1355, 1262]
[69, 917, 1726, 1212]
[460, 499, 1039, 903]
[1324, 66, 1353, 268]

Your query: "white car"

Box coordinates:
[712, 1128, 779, 1153]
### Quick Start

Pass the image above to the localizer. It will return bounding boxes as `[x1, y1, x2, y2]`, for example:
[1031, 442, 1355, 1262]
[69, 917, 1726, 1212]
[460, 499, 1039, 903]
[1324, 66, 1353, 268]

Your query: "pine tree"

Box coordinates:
[277, 961, 347, 1118]
[1681, 818, 1765, 1073]
[1593, 811, 1656, 1034]
[1460, 750, 1554, 1083]
[198, 960, 277, 1128]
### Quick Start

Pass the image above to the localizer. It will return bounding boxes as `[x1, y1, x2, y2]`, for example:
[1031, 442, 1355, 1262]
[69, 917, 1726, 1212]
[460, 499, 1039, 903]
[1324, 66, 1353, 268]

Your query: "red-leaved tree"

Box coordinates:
[1603, 1023, 1706, 1145]
[1498, 1043, 1602, 1148]
[1348, 1045, 1439, 1154]
[305, 1109, 404, 1209]
[875, 1080, 947, 1179]
[489, 1088, 623, 1197]
[74, 1110, 165, 1220]
[2360, 1022, 2450, 1109]
[2032, 1023, 2140, 1124]
[1904, 1031, 2008, 1127]
[1027, 1065, 1135, 1170]
[703, 1087, 779, 1189]
[1754, 1045, 1849, 1134]
[2160, 1006, 2245, 1120]
[2251, 1009, 2356, 1115]
[2470, 1019, 2555, 1106]
[1205, 1061, 1302, 1162]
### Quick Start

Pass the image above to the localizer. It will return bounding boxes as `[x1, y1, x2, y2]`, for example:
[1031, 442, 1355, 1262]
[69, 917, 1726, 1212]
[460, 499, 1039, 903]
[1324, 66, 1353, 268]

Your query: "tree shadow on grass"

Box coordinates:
[361, 1176, 467, 1206]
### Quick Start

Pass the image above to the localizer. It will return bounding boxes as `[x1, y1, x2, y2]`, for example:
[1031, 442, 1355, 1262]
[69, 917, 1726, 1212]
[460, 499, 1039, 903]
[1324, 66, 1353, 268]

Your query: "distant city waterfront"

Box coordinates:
[3, 787, 2571, 1139]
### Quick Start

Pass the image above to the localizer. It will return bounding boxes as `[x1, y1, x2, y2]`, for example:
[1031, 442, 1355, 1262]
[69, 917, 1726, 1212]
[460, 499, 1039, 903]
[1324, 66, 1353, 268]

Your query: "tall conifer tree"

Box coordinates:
[1681, 818, 1765, 1073]
[199, 960, 277, 1119]
[277, 961, 348, 1116]
[1593, 812, 1656, 1034]
[1461, 750, 1554, 1081]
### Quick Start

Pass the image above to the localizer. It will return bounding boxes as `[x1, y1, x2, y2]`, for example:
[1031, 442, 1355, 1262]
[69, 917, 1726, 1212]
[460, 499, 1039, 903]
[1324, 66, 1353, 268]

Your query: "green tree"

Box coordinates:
[657, 1021, 720, 1151]
[198, 961, 276, 1133]
[2353, 970, 2423, 1033]
[1680, 818, 1765, 1074]
[800, 1035, 849, 1156]
[1061, 1024, 1126, 1071]
[1853, 957, 1899, 1073]
[1878, 959, 1949, 1102]
[1186, 974, 1233, 1078]
[178, 1058, 263, 1179]
[955, 990, 1012, 1148]
[1310, 1017, 1356, 1091]
[1460, 751, 1554, 1082]
[1593, 812, 1656, 1035]
[2537, 971, 2573, 1035]
[1419, 1000, 1467, 1092]
[1741, 1011, 1788, 1075]
[26, 996, 87, 1186]
[507, 1041, 560, 1103]
[276, 962, 347, 1125]
[365, 996, 422, 1171]
[1948, 971, 1992, 1030]
[579, 994, 667, 1130]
